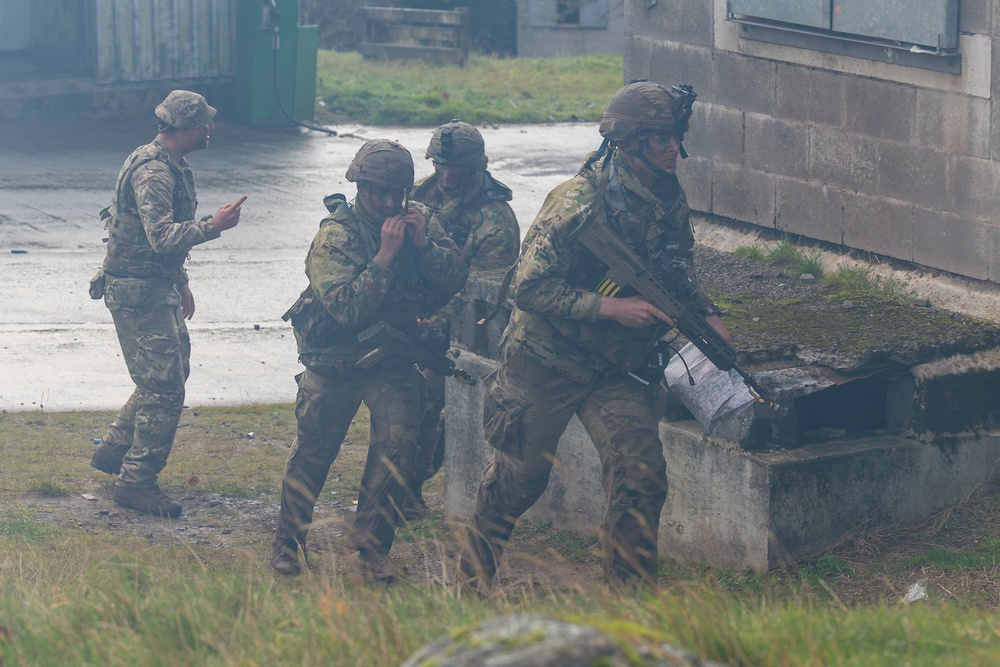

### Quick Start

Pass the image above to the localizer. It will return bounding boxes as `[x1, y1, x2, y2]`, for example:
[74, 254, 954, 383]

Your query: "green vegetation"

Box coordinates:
[733, 243, 766, 261]
[314, 51, 624, 126]
[2, 408, 1000, 665]
[756, 236, 826, 279]
[734, 237, 919, 303]
[824, 264, 918, 304]
[735, 236, 825, 279]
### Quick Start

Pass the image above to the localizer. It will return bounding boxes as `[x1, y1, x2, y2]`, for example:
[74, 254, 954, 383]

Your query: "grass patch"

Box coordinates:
[0, 514, 55, 541]
[893, 539, 1000, 573]
[735, 238, 922, 302]
[3, 407, 1000, 665]
[735, 237, 825, 279]
[28, 479, 69, 497]
[733, 243, 766, 261]
[763, 236, 825, 279]
[824, 264, 918, 304]
[315, 51, 623, 126]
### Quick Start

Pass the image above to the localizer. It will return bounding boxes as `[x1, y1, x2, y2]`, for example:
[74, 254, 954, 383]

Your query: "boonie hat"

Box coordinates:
[155, 90, 217, 129]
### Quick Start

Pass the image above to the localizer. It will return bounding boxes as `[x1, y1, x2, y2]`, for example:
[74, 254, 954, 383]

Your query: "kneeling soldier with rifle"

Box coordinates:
[458, 81, 736, 592]
[270, 140, 468, 580]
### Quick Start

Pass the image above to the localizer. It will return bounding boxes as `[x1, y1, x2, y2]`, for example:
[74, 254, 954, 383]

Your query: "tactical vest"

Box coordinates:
[101, 141, 196, 281]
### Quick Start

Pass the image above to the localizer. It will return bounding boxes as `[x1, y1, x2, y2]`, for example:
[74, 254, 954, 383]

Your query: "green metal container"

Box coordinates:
[233, 0, 317, 126]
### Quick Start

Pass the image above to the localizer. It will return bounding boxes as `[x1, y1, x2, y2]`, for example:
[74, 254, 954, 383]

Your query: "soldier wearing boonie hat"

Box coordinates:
[155, 90, 217, 130]
[88, 90, 244, 519]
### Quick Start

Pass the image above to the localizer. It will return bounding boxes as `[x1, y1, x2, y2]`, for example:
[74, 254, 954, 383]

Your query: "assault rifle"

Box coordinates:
[569, 220, 773, 405]
[354, 320, 477, 385]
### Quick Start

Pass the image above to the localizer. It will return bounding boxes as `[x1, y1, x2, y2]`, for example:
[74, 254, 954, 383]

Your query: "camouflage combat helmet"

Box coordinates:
[155, 90, 216, 129]
[425, 120, 488, 171]
[599, 81, 683, 141]
[345, 139, 415, 189]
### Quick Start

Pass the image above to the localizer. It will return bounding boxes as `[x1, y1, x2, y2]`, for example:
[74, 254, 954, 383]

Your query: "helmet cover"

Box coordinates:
[426, 120, 488, 171]
[345, 139, 415, 189]
[599, 81, 680, 141]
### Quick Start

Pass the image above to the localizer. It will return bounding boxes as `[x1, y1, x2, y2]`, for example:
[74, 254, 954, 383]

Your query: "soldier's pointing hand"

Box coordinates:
[211, 197, 244, 232]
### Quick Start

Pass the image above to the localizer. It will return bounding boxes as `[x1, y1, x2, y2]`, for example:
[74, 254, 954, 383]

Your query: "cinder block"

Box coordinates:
[775, 64, 844, 127]
[808, 126, 881, 194]
[947, 154, 999, 219]
[913, 211, 989, 279]
[679, 155, 712, 213]
[775, 178, 844, 244]
[628, 0, 713, 48]
[695, 102, 744, 164]
[914, 89, 991, 158]
[623, 34, 653, 83]
[713, 51, 776, 115]
[745, 113, 809, 177]
[876, 142, 949, 210]
[712, 162, 776, 227]
[842, 191, 916, 262]
[958, 0, 990, 35]
[649, 41, 714, 101]
[843, 76, 915, 143]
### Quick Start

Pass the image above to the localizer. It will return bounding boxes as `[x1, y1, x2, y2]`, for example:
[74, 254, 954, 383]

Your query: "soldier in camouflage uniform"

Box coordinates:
[457, 81, 730, 591]
[403, 120, 520, 519]
[89, 90, 243, 518]
[270, 140, 468, 580]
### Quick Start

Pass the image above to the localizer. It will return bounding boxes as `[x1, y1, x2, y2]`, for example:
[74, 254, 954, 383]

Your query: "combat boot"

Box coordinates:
[270, 537, 302, 576]
[359, 550, 401, 584]
[90, 442, 130, 475]
[113, 481, 182, 518]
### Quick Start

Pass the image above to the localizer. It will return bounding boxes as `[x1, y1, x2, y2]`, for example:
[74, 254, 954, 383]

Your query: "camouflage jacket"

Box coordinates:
[294, 195, 469, 359]
[411, 170, 519, 271]
[101, 137, 220, 285]
[505, 149, 715, 383]
[411, 170, 520, 330]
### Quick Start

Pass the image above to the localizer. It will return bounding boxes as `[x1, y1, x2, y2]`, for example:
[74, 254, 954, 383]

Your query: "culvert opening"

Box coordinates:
[794, 375, 889, 435]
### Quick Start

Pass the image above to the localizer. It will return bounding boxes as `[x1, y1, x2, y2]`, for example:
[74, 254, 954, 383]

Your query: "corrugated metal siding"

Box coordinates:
[94, 0, 236, 84]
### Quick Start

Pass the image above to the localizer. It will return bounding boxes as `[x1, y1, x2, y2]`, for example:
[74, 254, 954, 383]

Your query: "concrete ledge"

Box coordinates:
[445, 352, 1000, 570]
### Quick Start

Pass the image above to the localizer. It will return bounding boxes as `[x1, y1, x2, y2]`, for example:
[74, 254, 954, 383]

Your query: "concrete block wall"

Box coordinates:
[443, 350, 1000, 570]
[624, 0, 1000, 284]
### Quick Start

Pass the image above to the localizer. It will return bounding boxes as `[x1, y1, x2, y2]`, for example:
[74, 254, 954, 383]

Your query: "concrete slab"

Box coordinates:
[444, 351, 1000, 570]
[0, 117, 600, 412]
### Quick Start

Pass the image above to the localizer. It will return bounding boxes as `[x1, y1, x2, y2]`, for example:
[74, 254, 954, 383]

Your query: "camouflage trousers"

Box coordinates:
[411, 368, 446, 488]
[459, 346, 668, 589]
[103, 278, 190, 484]
[275, 361, 426, 559]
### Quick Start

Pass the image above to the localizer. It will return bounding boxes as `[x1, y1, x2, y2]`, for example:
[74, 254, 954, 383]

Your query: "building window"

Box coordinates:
[529, 0, 608, 28]
[727, 0, 961, 74]
[557, 1, 581, 25]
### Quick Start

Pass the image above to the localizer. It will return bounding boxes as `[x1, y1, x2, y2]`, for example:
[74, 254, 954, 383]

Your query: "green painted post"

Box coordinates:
[233, 0, 317, 126]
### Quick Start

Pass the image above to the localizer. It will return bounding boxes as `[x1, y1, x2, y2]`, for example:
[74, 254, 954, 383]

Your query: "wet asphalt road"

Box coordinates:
[0, 118, 598, 412]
